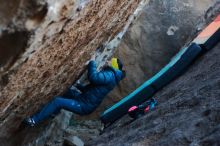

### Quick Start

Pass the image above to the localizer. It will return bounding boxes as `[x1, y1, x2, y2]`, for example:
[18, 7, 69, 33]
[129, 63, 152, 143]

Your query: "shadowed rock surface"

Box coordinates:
[82, 0, 220, 120]
[88, 37, 220, 146]
[109, 0, 220, 104]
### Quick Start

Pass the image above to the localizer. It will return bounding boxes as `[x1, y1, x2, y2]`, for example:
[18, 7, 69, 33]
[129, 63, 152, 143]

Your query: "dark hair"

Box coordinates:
[116, 58, 126, 78]
[117, 58, 123, 70]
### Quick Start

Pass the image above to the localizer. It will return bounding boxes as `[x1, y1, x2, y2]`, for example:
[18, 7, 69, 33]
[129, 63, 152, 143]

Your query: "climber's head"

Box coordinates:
[110, 57, 123, 70]
[108, 57, 126, 79]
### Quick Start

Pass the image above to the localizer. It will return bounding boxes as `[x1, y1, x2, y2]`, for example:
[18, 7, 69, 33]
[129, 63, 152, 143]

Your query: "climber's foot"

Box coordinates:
[23, 117, 36, 127]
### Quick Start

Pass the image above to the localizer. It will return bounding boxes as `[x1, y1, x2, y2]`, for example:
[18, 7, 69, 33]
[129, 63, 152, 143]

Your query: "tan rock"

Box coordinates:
[0, 0, 141, 144]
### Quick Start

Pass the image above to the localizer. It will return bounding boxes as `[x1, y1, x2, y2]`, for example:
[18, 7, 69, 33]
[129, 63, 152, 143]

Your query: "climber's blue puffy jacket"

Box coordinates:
[78, 61, 123, 114]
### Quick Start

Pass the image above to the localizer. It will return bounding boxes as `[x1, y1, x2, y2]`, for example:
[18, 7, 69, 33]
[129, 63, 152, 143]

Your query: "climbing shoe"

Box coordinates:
[128, 97, 157, 119]
[23, 117, 36, 127]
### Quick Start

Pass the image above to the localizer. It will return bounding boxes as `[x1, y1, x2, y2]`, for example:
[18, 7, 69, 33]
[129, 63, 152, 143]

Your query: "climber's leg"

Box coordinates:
[31, 96, 85, 124]
[63, 88, 81, 99]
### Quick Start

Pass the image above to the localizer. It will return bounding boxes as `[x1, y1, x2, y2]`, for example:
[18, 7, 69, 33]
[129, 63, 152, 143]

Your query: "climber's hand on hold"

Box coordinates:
[85, 55, 96, 65]
[85, 60, 90, 66]
[91, 55, 96, 61]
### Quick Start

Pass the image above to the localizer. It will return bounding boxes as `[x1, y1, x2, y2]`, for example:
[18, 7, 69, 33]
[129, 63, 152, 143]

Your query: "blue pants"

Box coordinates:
[32, 89, 87, 124]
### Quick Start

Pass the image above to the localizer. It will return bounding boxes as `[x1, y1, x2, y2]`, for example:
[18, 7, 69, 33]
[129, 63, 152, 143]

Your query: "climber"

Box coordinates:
[24, 58, 126, 127]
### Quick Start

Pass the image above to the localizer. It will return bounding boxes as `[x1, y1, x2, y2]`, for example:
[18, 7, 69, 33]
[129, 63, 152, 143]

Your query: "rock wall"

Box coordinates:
[111, 0, 220, 100]
[89, 35, 220, 146]
[88, 0, 220, 145]
[0, 0, 47, 70]
[82, 0, 220, 119]
[0, 0, 142, 145]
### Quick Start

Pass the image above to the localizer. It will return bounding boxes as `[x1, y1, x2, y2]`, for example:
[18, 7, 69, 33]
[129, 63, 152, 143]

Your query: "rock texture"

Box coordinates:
[0, 0, 47, 69]
[81, 0, 220, 120]
[110, 0, 220, 102]
[86, 0, 220, 145]
[0, 0, 142, 145]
